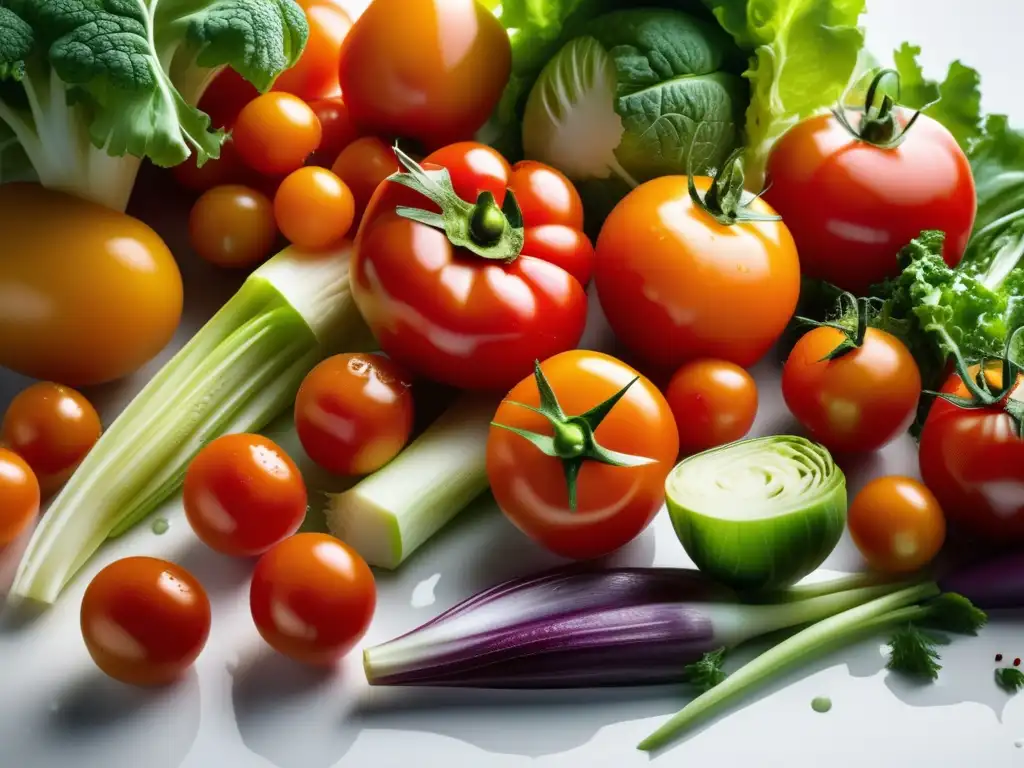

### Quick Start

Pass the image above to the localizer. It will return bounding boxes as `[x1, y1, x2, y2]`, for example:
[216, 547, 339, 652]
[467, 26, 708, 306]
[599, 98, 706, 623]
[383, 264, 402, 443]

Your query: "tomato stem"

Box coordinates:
[831, 69, 935, 149]
[490, 361, 657, 511]
[469, 191, 507, 246]
[795, 292, 871, 361]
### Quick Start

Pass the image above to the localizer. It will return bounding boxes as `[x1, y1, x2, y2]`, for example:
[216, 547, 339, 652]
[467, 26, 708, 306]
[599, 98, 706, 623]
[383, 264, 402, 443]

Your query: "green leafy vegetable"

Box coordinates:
[996, 667, 1024, 693]
[886, 625, 942, 680]
[683, 648, 728, 693]
[892, 43, 982, 147]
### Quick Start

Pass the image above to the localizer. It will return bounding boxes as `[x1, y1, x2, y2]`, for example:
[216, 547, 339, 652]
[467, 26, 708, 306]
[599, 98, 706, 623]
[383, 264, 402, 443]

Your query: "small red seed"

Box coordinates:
[996, 654, 1004, 662]
[1015, 658, 1021, 667]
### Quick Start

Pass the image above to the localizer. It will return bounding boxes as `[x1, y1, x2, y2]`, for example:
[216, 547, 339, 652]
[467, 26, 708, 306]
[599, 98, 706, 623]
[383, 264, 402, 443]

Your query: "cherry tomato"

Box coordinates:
[189, 185, 278, 269]
[273, 0, 351, 102]
[0, 447, 39, 545]
[330, 136, 400, 228]
[848, 476, 946, 573]
[919, 362, 1024, 542]
[198, 69, 259, 130]
[424, 142, 511, 204]
[232, 93, 323, 176]
[81, 557, 211, 686]
[665, 360, 758, 455]
[171, 142, 249, 194]
[782, 326, 921, 453]
[183, 433, 307, 557]
[765, 111, 976, 295]
[487, 350, 679, 559]
[508, 160, 584, 230]
[295, 353, 414, 476]
[523, 225, 595, 287]
[352, 155, 588, 391]
[308, 97, 359, 167]
[2, 381, 101, 493]
[250, 533, 376, 666]
[338, 0, 511, 149]
[274, 167, 355, 249]
[595, 176, 801, 370]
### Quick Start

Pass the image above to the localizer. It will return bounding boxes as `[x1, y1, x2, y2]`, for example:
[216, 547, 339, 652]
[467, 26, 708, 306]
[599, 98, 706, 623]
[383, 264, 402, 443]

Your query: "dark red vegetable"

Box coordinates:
[938, 551, 1024, 610]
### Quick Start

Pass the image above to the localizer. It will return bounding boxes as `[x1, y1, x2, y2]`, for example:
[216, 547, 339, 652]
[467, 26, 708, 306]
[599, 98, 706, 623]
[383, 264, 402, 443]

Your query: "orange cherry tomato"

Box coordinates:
[330, 136, 400, 228]
[508, 160, 584, 230]
[486, 350, 679, 559]
[250, 533, 376, 666]
[665, 359, 758, 455]
[273, 0, 351, 102]
[183, 434, 307, 557]
[782, 326, 921, 453]
[232, 93, 323, 176]
[0, 447, 39, 545]
[2, 381, 101, 493]
[188, 185, 278, 269]
[848, 476, 946, 573]
[595, 176, 801, 370]
[308, 97, 360, 166]
[81, 557, 211, 686]
[274, 167, 355, 249]
[295, 353, 414, 476]
[338, 0, 511, 149]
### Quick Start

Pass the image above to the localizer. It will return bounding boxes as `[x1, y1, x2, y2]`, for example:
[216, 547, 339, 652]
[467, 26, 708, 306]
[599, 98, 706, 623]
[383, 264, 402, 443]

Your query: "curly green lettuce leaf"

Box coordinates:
[892, 43, 982, 148]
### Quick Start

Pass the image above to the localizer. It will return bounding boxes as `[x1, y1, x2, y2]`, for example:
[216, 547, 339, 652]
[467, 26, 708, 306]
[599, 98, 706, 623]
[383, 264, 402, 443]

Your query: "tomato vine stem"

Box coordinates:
[832, 68, 936, 149]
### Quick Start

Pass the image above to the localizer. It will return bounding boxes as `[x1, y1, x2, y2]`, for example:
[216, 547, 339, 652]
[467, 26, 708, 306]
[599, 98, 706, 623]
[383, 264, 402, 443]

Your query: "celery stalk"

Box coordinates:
[12, 243, 371, 605]
[326, 394, 498, 569]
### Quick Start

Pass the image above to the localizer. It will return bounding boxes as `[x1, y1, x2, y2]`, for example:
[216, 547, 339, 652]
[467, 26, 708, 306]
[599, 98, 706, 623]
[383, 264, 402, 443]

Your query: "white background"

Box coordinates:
[1, 2, 1023, 767]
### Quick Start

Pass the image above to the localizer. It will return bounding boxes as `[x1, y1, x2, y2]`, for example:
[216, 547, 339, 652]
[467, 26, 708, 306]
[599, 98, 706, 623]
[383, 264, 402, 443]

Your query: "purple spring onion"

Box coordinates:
[939, 550, 1024, 610]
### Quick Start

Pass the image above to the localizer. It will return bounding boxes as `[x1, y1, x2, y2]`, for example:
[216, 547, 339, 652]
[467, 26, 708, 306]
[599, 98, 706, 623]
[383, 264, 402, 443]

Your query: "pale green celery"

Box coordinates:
[11, 243, 371, 606]
[327, 394, 499, 569]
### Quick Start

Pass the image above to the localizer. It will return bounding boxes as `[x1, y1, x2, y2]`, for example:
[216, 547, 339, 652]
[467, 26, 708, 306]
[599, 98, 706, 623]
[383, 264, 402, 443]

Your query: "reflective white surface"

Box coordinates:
[2, 2, 1023, 766]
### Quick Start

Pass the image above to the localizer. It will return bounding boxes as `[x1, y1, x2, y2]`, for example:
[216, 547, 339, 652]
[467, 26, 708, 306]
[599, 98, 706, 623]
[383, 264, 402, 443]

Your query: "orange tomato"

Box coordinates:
[338, 0, 511, 149]
[273, 0, 351, 102]
[274, 167, 355, 249]
[594, 176, 801, 370]
[486, 350, 679, 559]
[232, 93, 323, 176]
[330, 136, 400, 228]
[0, 184, 183, 386]
[1, 382, 101, 493]
[294, 353, 415, 476]
[189, 185, 278, 269]
[0, 448, 39, 545]
[665, 360, 758, 455]
[848, 476, 946, 573]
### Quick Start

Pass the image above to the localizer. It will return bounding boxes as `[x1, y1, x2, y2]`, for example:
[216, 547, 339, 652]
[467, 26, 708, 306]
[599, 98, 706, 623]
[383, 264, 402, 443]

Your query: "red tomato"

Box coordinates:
[171, 142, 250, 194]
[351, 152, 588, 391]
[250, 533, 376, 666]
[308, 97, 360, 167]
[665, 359, 758, 455]
[295, 353, 415, 476]
[183, 433, 307, 557]
[81, 557, 211, 686]
[273, 0, 351, 102]
[232, 93, 323, 176]
[189, 185, 278, 269]
[274, 167, 355, 249]
[782, 326, 921, 453]
[0, 447, 38, 545]
[595, 175, 801, 370]
[919, 363, 1024, 542]
[848, 476, 946, 574]
[198, 69, 259, 130]
[338, 0, 511, 149]
[424, 142, 511, 204]
[487, 351, 679, 559]
[523, 225, 595, 287]
[508, 161, 584, 230]
[1, 381, 101, 494]
[765, 111, 976, 295]
[331, 136, 400, 228]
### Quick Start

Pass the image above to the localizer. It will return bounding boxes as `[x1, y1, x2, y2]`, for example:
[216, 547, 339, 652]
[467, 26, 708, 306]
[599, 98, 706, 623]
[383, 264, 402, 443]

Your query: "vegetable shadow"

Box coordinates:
[229, 643, 359, 768]
[171, 538, 254, 597]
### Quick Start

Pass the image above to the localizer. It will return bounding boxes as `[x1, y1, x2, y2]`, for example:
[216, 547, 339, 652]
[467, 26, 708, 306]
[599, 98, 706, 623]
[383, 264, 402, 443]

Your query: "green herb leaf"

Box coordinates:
[886, 625, 942, 680]
[996, 667, 1024, 693]
[893, 43, 983, 147]
[684, 648, 728, 693]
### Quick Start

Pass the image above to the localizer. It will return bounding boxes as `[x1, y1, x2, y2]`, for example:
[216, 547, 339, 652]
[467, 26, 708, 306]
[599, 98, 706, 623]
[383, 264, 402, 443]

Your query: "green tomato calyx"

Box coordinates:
[795, 292, 874, 362]
[833, 69, 936, 149]
[686, 128, 780, 227]
[490, 361, 657, 511]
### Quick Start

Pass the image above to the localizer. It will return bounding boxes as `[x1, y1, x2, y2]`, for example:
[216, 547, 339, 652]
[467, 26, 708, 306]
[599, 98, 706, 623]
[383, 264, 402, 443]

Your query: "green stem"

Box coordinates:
[767, 571, 910, 603]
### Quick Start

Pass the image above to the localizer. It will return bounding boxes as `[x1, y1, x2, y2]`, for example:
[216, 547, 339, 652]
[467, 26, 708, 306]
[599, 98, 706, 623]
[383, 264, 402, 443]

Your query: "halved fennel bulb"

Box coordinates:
[666, 436, 847, 592]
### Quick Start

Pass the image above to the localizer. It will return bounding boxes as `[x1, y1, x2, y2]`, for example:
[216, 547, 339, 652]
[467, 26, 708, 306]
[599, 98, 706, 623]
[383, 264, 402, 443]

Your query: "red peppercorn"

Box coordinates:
[1015, 658, 1021, 667]
[996, 654, 1004, 662]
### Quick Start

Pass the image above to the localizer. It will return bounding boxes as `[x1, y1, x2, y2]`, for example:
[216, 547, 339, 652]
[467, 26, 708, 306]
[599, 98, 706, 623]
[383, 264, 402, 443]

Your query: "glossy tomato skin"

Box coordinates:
[487, 351, 679, 559]
[508, 161, 584, 230]
[250, 533, 376, 666]
[331, 136, 401, 229]
[782, 327, 921, 453]
[595, 176, 800, 370]
[522, 225, 595, 287]
[81, 557, 211, 686]
[919, 365, 1024, 542]
[308, 98, 360, 167]
[272, 0, 351, 101]
[274, 167, 355, 249]
[665, 359, 758, 455]
[232, 93, 323, 176]
[424, 142, 511, 204]
[294, 353, 415, 475]
[189, 185, 278, 269]
[765, 112, 976, 295]
[338, 0, 511, 149]
[0, 448, 39, 545]
[352, 177, 588, 391]
[183, 434, 307, 557]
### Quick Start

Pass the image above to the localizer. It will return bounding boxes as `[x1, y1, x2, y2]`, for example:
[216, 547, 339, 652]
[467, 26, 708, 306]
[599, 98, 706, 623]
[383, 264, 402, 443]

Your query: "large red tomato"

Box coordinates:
[350, 144, 588, 392]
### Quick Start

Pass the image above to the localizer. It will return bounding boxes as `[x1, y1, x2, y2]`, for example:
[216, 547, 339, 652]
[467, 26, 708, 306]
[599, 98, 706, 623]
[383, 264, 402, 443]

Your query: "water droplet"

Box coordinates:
[811, 696, 832, 713]
[151, 517, 169, 535]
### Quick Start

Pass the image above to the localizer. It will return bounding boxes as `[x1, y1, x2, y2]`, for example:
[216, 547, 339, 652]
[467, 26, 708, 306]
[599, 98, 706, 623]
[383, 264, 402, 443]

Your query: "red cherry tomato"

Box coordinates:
[232, 93, 323, 176]
[424, 142, 511, 204]
[308, 97, 360, 167]
[338, 0, 511, 149]
[765, 110, 976, 295]
[198, 68, 259, 130]
[0, 447, 38, 545]
[848, 476, 946, 574]
[172, 142, 250, 194]
[183, 433, 307, 557]
[273, 0, 351, 102]
[523, 225, 595, 287]
[330, 136, 400, 228]
[919, 363, 1024, 542]
[274, 167, 355, 249]
[81, 557, 211, 686]
[508, 161, 584, 229]
[665, 359, 758, 455]
[295, 353, 415, 476]
[250, 533, 376, 666]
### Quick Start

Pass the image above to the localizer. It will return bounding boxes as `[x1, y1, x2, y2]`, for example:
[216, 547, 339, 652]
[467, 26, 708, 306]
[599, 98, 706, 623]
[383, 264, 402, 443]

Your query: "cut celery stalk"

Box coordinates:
[12, 243, 371, 605]
[327, 394, 498, 569]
